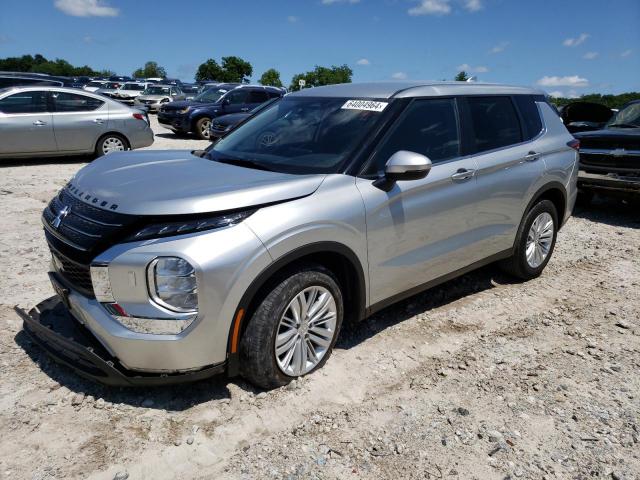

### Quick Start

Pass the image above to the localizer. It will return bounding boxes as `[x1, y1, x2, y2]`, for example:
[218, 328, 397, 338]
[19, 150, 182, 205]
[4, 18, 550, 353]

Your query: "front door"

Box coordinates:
[0, 90, 56, 154]
[356, 97, 483, 306]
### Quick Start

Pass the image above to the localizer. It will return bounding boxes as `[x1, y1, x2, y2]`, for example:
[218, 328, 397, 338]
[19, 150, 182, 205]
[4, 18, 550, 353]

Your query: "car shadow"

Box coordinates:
[337, 263, 511, 350]
[0, 155, 93, 168]
[14, 326, 234, 410]
[572, 195, 640, 228]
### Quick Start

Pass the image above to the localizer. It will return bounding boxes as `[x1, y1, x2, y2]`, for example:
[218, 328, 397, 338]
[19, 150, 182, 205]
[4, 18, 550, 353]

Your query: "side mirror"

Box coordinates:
[373, 151, 432, 190]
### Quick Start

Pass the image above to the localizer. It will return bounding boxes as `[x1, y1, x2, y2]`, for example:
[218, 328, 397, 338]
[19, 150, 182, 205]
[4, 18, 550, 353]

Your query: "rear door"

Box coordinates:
[461, 95, 546, 254]
[0, 90, 57, 154]
[51, 91, 107, 152]
[356, 97, 483, 306]
[221, 89, 250, 114]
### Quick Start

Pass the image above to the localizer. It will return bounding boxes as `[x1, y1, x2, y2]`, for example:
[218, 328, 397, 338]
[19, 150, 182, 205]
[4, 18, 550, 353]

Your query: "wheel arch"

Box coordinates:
[95, 131, 131, 152]
[525, 182, 567, 230]
[226, 241, 367, 376]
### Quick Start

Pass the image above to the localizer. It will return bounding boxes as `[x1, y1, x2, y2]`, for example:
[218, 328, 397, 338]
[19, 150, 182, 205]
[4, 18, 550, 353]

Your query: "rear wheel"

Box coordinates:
[194, 117, 211, 140]
[240, 265, 343, 389]
[95, 133, 128, 157]
[500, 199, 558, 280]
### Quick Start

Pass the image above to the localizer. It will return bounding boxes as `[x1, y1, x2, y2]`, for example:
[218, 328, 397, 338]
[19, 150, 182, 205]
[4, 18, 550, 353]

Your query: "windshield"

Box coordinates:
[194, 88, 227, 103]
[207, 97, 388, 174]
[607, 102, 640, 128]
[122, 83, 145, 91]
[143, 86, 170, 95]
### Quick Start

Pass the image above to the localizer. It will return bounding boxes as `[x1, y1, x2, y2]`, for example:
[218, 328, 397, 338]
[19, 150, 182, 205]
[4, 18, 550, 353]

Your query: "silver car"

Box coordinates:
[134, 84, 186, 112]
[0, 86, 154, 158]
[24, 82, 578, 389]
[112, 82, 149, 105]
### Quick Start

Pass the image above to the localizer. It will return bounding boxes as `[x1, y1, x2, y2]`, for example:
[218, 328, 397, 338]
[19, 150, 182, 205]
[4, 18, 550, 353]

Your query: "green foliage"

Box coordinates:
[0, 53, 106, 77]
[258, 68, 283, 88]
[195, 56, 253, 83]
[132, 61, 166, 79]
[550, 92, 640, 110]
[454, 71, 469, 82]
[289, 64, 353, 91]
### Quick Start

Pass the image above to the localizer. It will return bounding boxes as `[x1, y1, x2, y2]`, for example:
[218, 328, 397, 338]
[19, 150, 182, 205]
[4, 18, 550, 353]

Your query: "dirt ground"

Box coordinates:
[0, 117, 638, 480]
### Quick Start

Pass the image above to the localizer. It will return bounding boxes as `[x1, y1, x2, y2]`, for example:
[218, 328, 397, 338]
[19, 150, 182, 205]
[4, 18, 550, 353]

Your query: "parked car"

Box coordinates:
[208, 98, 279, 141]
[559, 101, 615, 133]
[182, 83, 199, 100]
[112, 82, 149, 105]
[574, 100, 640, 201]
[21, 82, 578, 389]
[158, 85, 283, 139]
[109, 75, 132, 83]
[134, 84, 186, 112]
[0, 86, 154, 158]
[68, 76, 92, 89]
[95, 81, 123, 98]
[83, 80, 108, 92]
[0, 72, 65, 88]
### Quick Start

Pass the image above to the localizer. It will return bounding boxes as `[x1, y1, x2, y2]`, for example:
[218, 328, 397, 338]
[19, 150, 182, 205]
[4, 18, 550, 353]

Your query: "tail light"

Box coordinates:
[567, 139, 580, 151]
[132, 113, 145, 121]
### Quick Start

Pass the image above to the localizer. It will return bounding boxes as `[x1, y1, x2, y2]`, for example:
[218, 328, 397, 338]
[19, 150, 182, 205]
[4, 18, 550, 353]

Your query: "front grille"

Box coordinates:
[580, 153, 640, 173]
[42, 187, 138, 297]
[211, 123, 227, 132]
[580, 138, 640, 151]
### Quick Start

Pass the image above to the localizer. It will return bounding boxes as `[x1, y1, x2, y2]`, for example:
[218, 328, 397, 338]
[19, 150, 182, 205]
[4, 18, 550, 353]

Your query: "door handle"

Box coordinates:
[92, 118, 104, 124]
[33, 120, 47, 126]
[240, 108, 249, 112]
[524, 151, 540, 162]
[451, 168, 476, 181]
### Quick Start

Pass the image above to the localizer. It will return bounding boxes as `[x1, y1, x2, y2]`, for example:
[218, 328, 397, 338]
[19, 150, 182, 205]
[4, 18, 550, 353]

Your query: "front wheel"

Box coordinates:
[240, 265, 343, 389]
[500, 199, 558, 280]
[194, 117, 211, 140]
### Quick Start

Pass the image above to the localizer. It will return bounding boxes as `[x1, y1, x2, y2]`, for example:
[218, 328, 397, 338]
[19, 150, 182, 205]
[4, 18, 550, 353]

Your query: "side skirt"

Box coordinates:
[365, 248, 513, 317]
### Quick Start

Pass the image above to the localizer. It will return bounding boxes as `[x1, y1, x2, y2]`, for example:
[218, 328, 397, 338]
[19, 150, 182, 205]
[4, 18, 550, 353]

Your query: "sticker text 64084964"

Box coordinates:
[341, 100, 389, 112]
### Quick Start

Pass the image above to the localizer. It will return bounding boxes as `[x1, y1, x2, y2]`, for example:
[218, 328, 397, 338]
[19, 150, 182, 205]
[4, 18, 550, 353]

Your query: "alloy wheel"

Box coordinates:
[274, 286, 337, 376]
[525, 212, 554, 268]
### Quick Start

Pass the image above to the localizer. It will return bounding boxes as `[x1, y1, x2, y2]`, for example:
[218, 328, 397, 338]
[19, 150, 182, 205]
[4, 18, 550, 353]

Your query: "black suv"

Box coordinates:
[158, 85, 284, 139]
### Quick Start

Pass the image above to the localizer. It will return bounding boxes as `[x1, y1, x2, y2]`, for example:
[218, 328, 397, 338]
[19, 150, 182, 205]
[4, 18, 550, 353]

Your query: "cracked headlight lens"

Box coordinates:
[148, 257, 197, 313]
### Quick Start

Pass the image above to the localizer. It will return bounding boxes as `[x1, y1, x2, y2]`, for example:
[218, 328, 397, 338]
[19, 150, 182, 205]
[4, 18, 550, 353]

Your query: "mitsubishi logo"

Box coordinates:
[52, 206, 71, 229]
[611, 148, 626, 157]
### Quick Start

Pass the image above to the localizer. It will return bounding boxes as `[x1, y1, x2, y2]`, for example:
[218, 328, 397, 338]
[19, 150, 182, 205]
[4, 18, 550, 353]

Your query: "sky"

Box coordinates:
[0, 0, 638, 97]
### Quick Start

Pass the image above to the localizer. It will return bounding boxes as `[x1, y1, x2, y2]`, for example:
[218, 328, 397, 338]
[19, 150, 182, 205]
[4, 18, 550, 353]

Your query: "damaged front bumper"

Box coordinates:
[16, 296, 225, 387]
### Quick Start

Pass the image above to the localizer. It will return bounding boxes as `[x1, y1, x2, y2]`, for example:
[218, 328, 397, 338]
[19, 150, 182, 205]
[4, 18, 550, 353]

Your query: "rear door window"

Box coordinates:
[248, 90, 269, 103]
[0, 90, 49, 113]
[224, 90, 249, 105]
[364, 98, 460, 175]
[52, 92, 104, 112]
[514, 95, 543, 140]
[466, 96, 522, 153]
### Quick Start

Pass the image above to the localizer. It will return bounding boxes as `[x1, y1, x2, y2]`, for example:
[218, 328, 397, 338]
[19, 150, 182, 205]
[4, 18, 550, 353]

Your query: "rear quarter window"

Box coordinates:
[514, 95, 543, 140]
[466, 96, 523, 153]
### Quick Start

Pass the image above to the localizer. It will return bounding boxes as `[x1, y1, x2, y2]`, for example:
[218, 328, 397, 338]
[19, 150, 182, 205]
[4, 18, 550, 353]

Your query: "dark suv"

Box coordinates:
[158, 85, 284, 139]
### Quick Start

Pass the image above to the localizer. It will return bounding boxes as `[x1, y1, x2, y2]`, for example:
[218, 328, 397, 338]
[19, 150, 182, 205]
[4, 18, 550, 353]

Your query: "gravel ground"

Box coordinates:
[0, 118, 639, 479]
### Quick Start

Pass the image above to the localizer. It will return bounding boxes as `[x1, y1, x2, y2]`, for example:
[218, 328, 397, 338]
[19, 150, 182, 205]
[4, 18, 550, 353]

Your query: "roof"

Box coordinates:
[289, 81, 545, 99]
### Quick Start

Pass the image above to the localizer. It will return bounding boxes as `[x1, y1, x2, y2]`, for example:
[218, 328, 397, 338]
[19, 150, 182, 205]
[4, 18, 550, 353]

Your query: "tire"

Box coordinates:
[95, 133, 128, 157]
[194, 117, 211, 140]
[240, 265, 344, 390]
[500, 199, 558, 280]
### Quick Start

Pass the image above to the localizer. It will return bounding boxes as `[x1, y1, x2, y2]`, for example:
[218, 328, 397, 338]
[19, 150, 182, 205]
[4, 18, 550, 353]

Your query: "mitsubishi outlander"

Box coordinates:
[21, 82, 579, 389]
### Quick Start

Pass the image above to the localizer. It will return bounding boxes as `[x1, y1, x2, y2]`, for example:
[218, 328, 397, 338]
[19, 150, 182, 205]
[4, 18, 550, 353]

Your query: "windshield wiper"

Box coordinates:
[608, 123, 640, 129]
[215, 157, 275, 172]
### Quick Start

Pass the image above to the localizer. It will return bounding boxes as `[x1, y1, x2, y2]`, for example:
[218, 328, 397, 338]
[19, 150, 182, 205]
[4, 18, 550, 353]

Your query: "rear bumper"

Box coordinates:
[16, 296, 225, 387]
[578, 170, 640, 194]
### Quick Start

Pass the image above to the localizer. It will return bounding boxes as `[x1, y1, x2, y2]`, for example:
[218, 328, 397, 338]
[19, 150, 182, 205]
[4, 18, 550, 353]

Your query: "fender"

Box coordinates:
[522, 181, 568, 229]
[226, 241, 367, 377]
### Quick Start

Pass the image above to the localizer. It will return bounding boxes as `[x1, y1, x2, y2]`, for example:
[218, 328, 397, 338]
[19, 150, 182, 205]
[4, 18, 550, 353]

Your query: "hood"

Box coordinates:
[137, 94, 169, 101]
[116, 90, 143, 96]
[163, 99, 218, 110]
[574, 127, 640, 141]
[561, 102, 614, 125]
[213, 113, 251, 126]
[69, 150, 326, 216]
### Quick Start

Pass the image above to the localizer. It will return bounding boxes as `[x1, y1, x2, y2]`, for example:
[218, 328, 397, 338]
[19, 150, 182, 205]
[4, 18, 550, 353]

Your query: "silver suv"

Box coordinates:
[24, 82, 578, 389]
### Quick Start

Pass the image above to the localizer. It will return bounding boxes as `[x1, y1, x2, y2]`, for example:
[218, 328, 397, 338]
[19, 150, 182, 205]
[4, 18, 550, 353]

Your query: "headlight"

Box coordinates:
[125, 210, 255, 242]
[147, 257, 197, 312]
[160, 98, 170, 103]
[178, 106, 191, 114]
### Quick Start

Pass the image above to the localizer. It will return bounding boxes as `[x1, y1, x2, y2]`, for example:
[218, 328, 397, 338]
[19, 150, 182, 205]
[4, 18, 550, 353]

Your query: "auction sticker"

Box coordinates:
[341, 99, 388, 112]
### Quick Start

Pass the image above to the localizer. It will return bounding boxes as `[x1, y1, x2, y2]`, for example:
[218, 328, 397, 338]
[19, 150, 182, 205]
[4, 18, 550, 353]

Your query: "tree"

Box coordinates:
[259, 68, 283, 87]
[195, 56, 253, 83]
[0, 53, 112, 77]
[454, 71, 469, 81]
[289, 64, 353, 91]
[195, 59, 224, 82]
[220, 56, 253, 83]
[132, 61, 166, 79]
